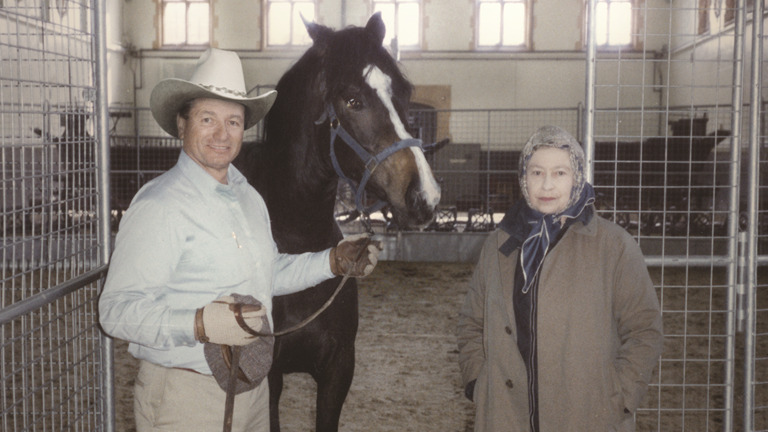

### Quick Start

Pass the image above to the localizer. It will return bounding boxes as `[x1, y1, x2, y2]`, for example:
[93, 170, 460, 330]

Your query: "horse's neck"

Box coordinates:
[267, 178, 340, 253]
[255, 132, 341, 251]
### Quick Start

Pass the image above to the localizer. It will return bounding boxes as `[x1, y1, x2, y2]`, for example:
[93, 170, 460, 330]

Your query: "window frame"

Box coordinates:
[159, 0, 212, 49]
[474, 0, 532, 52]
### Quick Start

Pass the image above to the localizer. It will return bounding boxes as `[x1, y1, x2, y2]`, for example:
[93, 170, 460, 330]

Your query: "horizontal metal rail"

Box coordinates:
[0, 265, 109, 326]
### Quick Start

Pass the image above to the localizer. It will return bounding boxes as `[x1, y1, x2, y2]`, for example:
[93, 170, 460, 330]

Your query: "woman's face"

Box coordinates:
[524, 147, 574, 214]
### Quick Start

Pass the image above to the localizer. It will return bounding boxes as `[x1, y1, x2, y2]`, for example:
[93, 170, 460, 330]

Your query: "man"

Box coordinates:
[99, 48, 380, 431]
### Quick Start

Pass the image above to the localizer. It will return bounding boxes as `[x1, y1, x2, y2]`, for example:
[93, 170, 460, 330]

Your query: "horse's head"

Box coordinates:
[302, 13, 441, 228]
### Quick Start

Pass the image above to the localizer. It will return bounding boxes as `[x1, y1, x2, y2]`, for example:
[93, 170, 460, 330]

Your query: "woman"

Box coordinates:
[457, 125, 663, 432]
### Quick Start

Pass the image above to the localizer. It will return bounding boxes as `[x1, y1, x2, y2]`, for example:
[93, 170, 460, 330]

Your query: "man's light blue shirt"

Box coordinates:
[99, 151, 334, 373]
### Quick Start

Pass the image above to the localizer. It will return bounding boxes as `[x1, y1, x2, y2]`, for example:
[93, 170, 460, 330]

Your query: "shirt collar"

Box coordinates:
[177, 150, 248, 200]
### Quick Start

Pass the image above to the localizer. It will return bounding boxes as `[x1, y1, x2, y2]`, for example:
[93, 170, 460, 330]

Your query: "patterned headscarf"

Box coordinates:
[516, 126, 594, 294]
[519, 125, 587, 212]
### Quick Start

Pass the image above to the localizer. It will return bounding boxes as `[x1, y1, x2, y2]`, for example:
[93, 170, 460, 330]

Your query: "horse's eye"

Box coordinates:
[345, 98, 364, 110]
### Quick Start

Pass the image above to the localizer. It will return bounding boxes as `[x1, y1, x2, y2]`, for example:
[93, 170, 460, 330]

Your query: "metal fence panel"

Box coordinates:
[747, 0, 768, 430]
[0, 0, 110, 431]
[584, 1, 761, 431]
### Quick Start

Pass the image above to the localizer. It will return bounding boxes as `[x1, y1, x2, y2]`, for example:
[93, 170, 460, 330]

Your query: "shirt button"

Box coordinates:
[505, 379, 514, 389]
[505, 326, 513, 335]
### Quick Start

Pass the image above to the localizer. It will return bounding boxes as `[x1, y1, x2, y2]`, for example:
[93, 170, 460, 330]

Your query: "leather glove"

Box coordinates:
[194, 295, 267, 346]
[329, 234, 382, 277]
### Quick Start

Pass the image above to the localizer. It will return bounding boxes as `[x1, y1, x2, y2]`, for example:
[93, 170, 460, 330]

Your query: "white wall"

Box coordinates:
[106, 0, 749, 139]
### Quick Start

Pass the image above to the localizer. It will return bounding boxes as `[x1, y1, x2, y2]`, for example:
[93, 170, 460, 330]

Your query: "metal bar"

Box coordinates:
[643, 256, 734, 267]
[738, 232, 747, 334]
[744, 0, 764, 428]
[93, 0, 116, 431]
[582, 0, 597, 184]
[0, 266, 108, 325]
[724, 1, 748, 430]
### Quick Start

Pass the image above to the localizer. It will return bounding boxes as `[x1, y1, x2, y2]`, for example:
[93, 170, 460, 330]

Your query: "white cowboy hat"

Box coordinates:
[150, 48, 277, 138]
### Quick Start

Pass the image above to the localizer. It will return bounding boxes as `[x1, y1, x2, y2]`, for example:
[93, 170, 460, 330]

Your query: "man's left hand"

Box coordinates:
[330, 234, 382, 277]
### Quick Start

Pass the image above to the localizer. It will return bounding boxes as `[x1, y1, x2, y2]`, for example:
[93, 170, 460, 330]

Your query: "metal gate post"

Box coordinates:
[743, 0, 765, 428]
[582, 0, 597, 183]
[94, 0, 115, 430]
[722, 1, 748, 430]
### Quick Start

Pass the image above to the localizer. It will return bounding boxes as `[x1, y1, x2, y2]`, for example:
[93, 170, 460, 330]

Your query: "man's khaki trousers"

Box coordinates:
[134, 360, 269, 432]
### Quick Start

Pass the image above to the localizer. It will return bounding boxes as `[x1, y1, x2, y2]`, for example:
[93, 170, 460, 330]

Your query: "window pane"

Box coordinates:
[292, 2, 314, 45]
[374, 4, 396, 46]
[595, 2, 608, 45]
[608, 2, 632, 45]
[163, 3, 187, 45]
[502, 3, 525, 46]
[398, 3, 419, 46]
[478, 3, 501, 46]
[268, 3, 291, 45]
[187, 3, 209, 45]
[595, 0, 632, 46]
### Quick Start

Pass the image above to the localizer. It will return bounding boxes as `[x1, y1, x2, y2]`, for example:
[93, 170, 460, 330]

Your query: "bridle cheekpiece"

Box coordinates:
[317, 103, 424, 216]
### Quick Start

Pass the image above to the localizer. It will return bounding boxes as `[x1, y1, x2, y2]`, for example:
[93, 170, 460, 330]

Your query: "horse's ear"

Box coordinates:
[303, 14, 332, 44]
[365, 12, 386, 46]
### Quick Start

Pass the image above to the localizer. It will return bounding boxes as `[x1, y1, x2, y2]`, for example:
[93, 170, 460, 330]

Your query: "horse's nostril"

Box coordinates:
[403, 190, 437, 227]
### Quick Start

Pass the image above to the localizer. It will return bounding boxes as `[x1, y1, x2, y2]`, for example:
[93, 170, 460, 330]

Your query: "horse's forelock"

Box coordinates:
[322, 34, 411, 110]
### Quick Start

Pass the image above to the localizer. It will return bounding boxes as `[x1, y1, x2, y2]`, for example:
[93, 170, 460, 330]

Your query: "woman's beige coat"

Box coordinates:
[457, 215, 663, 432]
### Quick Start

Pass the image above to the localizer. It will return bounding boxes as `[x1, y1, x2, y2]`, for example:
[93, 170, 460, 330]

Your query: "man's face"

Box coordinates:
[177, 98, 245, 184]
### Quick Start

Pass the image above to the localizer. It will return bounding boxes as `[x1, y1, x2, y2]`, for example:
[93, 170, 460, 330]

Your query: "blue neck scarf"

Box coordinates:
[517, 183, 595, 294]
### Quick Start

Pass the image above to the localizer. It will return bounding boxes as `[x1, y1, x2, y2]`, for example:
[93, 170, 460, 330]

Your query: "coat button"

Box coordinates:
[505, 379, 514, 389]
[505, 326, 512, 335]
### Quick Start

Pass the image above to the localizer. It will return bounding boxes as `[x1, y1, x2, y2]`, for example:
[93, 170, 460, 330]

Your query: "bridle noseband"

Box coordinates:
[317, 103, 424, 217]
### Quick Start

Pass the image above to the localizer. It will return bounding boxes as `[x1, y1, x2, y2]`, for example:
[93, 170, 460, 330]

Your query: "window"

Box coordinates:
[476, 0, 529, 49]
[266, 0, 315, 47]
[722, 0, 754, 25]
[697, 0, 710, 35]
[162, 0, 210, 46]
[372, 0, 421, 48]
[594, 0, 633, 47]
[724, 0, 736, 23]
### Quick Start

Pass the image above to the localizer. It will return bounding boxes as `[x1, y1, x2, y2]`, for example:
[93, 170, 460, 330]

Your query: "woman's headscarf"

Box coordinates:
[516, 126, 595, 293]
[518, 125, 587, 211]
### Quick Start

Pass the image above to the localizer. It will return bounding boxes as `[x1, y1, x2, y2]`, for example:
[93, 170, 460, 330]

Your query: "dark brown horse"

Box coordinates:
[234, 13, 441, 432]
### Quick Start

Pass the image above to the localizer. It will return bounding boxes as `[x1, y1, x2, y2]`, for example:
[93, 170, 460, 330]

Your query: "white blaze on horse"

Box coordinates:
[362, 63, 441, 215]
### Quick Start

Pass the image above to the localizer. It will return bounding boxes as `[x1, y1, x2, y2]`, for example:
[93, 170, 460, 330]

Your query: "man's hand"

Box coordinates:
[329, 234, 383, 277]
[194, 295, 266, 345]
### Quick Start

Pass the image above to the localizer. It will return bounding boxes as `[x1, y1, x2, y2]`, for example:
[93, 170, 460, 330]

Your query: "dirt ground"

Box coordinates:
[114, 261, 476, 432]
[113, 261, 756, 431]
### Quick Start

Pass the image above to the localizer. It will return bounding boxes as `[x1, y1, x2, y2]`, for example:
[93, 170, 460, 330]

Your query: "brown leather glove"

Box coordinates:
[194, 295, 266, 346]
[329, 234, 382, 277]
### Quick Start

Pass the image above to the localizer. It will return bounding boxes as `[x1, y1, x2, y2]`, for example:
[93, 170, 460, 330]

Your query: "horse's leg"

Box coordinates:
[268, 368, 284, 432]
[313, 340, 356, 432]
